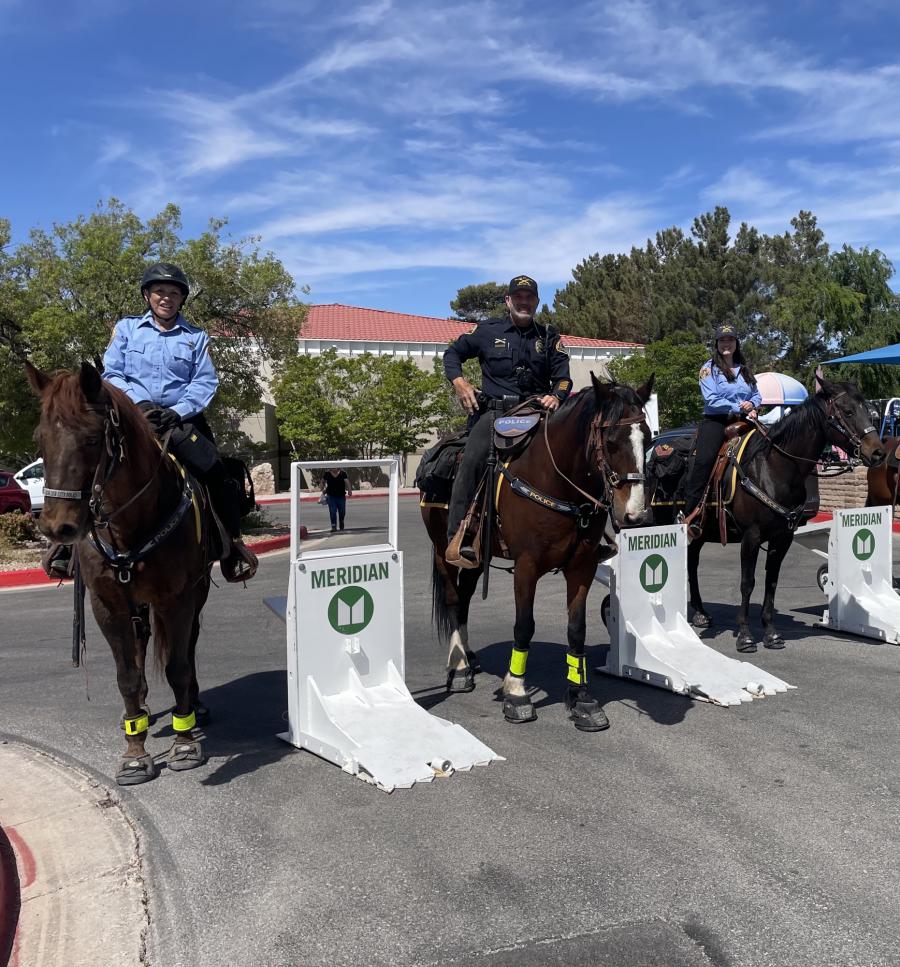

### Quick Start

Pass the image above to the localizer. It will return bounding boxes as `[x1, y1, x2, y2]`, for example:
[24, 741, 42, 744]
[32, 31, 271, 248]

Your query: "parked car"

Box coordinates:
[0, 469, 32, 515]
[14, 458, 44, 513]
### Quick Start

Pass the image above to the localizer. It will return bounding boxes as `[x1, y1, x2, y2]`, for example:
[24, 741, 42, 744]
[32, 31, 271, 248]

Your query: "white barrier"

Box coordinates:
[821, 506, 900, 644]
[595, 524, 794, 706]
[271, 458, 501, 792]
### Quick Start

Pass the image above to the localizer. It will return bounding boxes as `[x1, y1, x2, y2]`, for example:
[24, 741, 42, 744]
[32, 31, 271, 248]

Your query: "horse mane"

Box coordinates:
[41, 370, 158, 453]
[555, 382, 644, 438]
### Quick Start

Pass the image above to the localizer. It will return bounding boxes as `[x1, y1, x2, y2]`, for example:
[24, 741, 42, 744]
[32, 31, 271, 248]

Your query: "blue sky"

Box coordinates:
[4, 0, 900, 318]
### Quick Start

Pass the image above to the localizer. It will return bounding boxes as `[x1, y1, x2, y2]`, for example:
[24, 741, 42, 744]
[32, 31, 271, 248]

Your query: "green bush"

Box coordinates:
[241, 507, 272, 532]
[0, 511, 38, 547]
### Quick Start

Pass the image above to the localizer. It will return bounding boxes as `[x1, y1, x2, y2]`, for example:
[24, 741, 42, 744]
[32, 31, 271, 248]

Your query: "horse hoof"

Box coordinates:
[736, 635, 757, 653]
[446, 667, 475, 693]
[119, 706, 150, 732]
[764, 635, 785, 650]
[568, 698, 610, 732]
[691, 611, 712, 630]
[464, 650, 482, 674]
[502, 694, 537, 724]
[167, 739, 206, 771]
[116, 754, 157, 785]
[193, 702, 210, 725]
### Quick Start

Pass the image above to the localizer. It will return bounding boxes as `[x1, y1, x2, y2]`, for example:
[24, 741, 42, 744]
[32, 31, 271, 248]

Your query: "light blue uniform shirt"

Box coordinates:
[699, 359, 762, 416]
[103, 311, 218, 421]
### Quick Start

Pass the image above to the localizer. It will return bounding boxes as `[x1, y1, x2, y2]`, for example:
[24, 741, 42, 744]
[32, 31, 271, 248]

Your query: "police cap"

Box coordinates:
[141, 263, 190, 298]
[508, 275, 539, 298]
[714, 321, 738, 340]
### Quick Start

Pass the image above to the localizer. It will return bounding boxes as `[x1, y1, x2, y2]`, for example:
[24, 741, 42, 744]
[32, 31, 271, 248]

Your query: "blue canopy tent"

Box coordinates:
[822, 344, 900, 365]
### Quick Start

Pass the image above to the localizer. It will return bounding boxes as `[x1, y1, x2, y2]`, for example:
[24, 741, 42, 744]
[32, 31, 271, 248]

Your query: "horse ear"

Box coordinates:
[636, 373, 655, 404]
[591, 371, 612, 398]
[816, 373, 836, 396]
[79, 361, 104, 402]
[23, 359, 51, 396]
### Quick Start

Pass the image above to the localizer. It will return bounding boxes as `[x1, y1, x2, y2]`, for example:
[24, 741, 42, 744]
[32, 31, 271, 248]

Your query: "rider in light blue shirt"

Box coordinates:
[103, 312, 218, 422]
[699, 356, 761, 416]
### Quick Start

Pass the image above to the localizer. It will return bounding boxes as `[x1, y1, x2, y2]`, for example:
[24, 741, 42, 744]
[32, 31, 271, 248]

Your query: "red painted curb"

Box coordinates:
[0, 824, 21, 967]
[257, 490, 419, 505]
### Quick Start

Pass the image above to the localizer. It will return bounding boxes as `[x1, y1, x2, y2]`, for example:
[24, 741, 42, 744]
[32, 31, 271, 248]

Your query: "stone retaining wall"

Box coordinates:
[817, 466, 900, 518]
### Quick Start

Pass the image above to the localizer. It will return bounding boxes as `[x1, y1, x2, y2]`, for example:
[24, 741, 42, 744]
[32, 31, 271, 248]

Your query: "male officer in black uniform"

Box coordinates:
[444, 275, 572, 558]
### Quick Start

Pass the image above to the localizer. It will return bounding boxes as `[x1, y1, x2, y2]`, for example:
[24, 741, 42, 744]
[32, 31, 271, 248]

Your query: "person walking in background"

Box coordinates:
[322, 468, 351, 532]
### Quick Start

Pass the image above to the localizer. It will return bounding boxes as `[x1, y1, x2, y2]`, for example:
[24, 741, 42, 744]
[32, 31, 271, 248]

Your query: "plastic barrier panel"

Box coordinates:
[278, 458, 501, 791]
[822, 506, 900, 644]
[596, 524, 794, 706]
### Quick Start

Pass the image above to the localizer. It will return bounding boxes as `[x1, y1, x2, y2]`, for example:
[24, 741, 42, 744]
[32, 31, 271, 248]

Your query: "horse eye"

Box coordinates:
[85, 436, 100, 446]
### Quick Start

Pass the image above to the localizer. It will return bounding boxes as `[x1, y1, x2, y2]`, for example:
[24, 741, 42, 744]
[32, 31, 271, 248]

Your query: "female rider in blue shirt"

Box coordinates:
[682, 321, 761, 537]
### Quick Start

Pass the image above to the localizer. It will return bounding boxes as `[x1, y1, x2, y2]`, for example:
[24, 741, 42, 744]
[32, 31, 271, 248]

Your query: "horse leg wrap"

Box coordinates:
[509, 648, 529, 678]
[566, 652, 587, 686]
[123, 713, 150, 736]
[172, 710, 197, 733]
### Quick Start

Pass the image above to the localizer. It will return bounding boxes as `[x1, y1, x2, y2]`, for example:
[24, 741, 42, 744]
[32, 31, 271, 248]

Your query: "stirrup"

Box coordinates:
[221, 540, 258, 583]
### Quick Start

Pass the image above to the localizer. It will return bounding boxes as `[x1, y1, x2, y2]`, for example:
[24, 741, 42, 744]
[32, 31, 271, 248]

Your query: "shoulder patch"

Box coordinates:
[556, 343, 569, 356]
[699, 366, 711, 379]
[448, 324, 476, 345]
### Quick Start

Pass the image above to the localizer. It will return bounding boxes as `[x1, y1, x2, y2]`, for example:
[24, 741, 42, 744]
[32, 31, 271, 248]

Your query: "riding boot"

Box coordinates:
[43, 542, 74, 579]
[447, 414, 492, 558]
[205, 461, 258, 583]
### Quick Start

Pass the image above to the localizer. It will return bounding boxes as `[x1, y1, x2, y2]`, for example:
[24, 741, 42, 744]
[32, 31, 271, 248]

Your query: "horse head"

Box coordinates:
[590, 372, 655, 529]
[25, 360, 124, 544]
[816, 377, 885, 468]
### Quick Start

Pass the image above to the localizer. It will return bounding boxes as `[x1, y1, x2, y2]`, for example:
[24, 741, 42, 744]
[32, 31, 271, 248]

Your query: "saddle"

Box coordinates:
[492, 400, 543, 455]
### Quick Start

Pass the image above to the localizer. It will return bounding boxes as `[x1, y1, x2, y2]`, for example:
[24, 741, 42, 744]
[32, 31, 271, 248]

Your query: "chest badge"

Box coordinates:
[534, 339, 544, 353]
[493, 338, 507, 349]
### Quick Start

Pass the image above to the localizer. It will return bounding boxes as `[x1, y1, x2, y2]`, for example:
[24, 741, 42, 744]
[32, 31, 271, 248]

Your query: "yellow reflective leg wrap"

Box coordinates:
[124, 713, 149, 736]
[566, 653, 587, 686]
[509, 648, 529, 677]
[172, 710, 196, 733]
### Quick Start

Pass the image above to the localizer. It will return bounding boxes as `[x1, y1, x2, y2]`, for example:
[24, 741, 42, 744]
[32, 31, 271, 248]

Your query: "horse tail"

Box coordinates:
[431, 554, 453, 645]
[151, 609, 172, 676]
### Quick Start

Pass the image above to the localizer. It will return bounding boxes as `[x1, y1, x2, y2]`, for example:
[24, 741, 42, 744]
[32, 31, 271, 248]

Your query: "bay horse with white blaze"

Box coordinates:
[26, 360, 214, 785]
[422, 375, 654, 731]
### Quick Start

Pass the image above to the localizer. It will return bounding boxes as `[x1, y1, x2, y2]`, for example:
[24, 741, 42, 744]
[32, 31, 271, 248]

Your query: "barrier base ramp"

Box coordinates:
[823, 580, 900, 645]
[280, 662, 503, 792]
[602, 614, 795, 707]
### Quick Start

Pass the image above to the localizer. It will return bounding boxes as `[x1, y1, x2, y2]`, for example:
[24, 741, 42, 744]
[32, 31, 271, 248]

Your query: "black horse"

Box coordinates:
[654, 378, 885, 651]
[422, 375, 654, 731]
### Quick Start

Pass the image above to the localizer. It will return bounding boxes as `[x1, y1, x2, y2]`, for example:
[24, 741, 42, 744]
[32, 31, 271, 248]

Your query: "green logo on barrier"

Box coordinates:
[640, 554, 668, 593]
[328, 585, 374, 634]
[852, 528, 875, 561]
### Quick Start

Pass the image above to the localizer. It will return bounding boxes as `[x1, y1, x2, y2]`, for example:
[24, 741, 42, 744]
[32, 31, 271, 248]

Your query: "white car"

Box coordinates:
[14, 458, 44, 513]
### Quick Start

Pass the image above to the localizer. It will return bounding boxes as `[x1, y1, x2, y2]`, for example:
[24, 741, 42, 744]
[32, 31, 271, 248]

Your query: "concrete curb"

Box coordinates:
[256, 488, 419, 504]
[0, 740, 147, 967]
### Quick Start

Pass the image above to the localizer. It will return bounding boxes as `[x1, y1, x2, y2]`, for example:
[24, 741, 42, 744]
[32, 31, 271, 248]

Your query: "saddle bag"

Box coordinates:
[649, 433, 695, 504]
[415, 430, 468, 500]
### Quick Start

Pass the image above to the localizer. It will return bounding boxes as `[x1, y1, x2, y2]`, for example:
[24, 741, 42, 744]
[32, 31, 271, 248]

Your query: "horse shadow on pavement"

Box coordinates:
[414, 637, 693, 726]
[148, 670, 294, 786]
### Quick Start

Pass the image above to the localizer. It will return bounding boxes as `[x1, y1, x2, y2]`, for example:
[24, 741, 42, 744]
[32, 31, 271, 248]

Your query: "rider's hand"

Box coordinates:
[452, 377, 479, 415]
[136, 400, 157, 414]
[145, 406, 182, 433]
[746, 408, 758, 420]
[538, 394, 560, 412]
[739, 400, 754, 413]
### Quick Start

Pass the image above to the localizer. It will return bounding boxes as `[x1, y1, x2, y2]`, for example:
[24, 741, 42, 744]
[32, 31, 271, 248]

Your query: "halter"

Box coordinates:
[823, 391, 877, 460]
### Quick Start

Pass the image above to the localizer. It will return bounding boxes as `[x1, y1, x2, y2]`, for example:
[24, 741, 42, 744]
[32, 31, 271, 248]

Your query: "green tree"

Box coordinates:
[0, 199, 304, 463]
[450, 282, 507, 320]
[609, 332, 708, 429]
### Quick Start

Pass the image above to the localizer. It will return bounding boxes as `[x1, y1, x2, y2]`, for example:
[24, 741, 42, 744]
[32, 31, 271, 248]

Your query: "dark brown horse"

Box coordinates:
[867, 435, 900, 508]
[26, 361, 214, 785]
[657, 378, 885, 652]
[422, 375, 654, 731]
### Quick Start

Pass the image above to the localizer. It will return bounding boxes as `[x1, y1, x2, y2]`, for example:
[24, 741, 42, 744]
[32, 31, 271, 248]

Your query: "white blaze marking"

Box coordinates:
[503, 672, 526, 697]
[624, 423, 646, 518]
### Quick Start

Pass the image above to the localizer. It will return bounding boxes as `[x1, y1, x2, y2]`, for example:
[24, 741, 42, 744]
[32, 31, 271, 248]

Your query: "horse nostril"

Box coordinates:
[56, 523, 79, 542]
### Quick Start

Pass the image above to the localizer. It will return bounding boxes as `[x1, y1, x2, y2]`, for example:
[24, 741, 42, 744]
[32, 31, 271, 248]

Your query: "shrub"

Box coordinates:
[0, 511, 38, 547]
[241, 507, 273, 532]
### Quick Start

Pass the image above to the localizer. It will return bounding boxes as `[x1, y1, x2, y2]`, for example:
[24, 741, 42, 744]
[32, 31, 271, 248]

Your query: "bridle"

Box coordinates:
[42, 397, 193, 584]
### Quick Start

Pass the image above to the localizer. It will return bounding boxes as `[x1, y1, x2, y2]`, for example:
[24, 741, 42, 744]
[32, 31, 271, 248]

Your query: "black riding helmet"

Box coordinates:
[140, 263, 190, 299]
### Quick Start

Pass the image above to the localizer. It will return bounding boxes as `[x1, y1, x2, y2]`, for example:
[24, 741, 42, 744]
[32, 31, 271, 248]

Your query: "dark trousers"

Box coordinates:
[326, 495, 346, 528]
[170, 414, 241, 539]
[683, 415, 729, 515]
[447, 412, 493, 542]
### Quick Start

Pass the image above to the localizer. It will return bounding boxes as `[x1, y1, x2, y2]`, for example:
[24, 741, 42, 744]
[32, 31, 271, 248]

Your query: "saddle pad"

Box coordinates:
[494, 413, 541, 438]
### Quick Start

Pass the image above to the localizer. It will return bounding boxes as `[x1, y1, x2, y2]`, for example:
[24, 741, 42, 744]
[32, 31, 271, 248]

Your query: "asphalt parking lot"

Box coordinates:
[2, 496, 900, 967]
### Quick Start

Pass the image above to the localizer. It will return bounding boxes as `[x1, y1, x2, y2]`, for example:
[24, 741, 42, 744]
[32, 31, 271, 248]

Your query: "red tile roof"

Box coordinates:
[300, 304, 643, 349]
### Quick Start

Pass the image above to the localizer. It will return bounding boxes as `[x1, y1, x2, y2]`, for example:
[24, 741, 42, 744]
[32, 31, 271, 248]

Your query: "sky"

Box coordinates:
[3, 0, 900, 318]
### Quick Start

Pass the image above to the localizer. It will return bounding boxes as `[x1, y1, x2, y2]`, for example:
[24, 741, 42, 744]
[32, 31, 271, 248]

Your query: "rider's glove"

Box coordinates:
[136, 400, 157, 414]
[146, 407, 182, 433]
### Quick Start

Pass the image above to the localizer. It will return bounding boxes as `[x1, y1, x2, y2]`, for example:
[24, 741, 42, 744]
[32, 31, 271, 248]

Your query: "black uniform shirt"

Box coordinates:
[443, 316, 572, 402]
